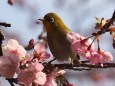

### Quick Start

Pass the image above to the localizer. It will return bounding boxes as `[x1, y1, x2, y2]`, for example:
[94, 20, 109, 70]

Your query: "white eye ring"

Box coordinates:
[49, 18, 54, 23]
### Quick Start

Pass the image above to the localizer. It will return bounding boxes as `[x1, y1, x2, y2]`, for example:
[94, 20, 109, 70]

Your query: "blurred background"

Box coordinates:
[0, 0, 115, 86]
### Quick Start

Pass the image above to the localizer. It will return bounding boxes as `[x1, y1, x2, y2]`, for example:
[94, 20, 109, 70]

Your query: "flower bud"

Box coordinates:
[8, 0, 14, 5]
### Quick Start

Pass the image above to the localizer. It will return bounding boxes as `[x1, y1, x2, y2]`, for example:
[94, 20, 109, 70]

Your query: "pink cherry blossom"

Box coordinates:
[34, 42, 50, 61]
[67, 32, 95, 58]
[21, 54, 34, 65]
[17, 60, 46, 86]
[87, 51, 102, 64]
[71, 38, 95, 55]
[0, 53, 19, 78]
[43, 69, 65, 86]
[87, 50, 113, 64]
[2, 39, 26, 61]
[100, 51, 113, 63]
[67, 32, 113, 64]
[34, 72, 46, 85]
[67, 32, 81, 43]
[27, 59, 44, 71]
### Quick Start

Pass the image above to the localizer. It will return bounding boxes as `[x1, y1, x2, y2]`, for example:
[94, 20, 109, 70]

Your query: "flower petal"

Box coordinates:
[101, 51, 113, 63]
[67, 32, 81, 43]
[17, 70, 33, 86]
[34, 42, 46, 53]
[28, 60, 44, 72]
[40, 51, 50, 60]
[2, 39, 26, 60]
[0, 53, 19, 78]
[34, 72, 46, 85]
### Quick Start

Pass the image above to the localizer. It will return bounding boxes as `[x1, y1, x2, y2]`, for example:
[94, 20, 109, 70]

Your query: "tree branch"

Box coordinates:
[6, 78, 15, 86]
[44, 62, 115, 71]
[92, 10, 115, 36]
[0, 31, 5, 56]
[0, 22, 11, 27]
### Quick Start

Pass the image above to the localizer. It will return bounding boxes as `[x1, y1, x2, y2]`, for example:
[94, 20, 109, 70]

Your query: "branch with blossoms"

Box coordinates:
[0, 1, 115, 86]
[44, 62, 115, 71]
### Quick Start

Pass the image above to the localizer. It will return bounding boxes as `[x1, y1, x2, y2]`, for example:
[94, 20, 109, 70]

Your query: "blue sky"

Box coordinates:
[0, 0, 115, 86]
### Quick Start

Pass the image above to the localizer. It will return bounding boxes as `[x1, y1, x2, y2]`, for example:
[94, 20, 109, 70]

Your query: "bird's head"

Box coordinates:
[39, 13, 70, 33]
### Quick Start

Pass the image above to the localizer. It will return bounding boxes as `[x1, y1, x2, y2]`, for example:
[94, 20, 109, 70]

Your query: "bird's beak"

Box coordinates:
[38, 19, 44, 22]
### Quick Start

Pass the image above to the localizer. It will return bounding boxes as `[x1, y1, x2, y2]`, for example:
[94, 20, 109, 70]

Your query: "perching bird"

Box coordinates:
[39, 13, 80, 62]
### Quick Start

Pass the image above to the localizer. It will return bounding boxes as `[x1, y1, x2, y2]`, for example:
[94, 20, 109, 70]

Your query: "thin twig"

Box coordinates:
[0, 22, 11, 27]
[6, 78, 15, 86]
[92, 10, 115, 36]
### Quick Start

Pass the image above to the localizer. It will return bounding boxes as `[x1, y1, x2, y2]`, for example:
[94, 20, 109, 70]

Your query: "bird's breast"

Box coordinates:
[47, 31, 72, 61]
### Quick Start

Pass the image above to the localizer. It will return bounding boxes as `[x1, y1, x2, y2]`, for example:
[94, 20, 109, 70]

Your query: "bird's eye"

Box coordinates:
[49, 18, 54, 23]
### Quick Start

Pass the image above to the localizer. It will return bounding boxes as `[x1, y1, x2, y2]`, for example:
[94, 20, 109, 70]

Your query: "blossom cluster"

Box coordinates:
[0, 39, 65, 86]
[67, 32, 113, 64]
[0, 31, 114, 86]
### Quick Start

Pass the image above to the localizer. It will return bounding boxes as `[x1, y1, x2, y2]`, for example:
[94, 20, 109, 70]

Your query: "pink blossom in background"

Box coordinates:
[87, 50, 113, 64]
[34, 42, 50, 61]
[8, 0, 14, 5]
[17, 60, 46, 86]
[43, 69, 65, 86]
[67, 83, 74, 86]
[90, 72, 106, 82]
[0, 53, 19, 78]
[2, 39, 26, 61]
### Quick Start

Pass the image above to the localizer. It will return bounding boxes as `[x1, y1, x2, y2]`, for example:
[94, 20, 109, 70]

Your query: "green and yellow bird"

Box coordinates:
[39, 13, 79, 62]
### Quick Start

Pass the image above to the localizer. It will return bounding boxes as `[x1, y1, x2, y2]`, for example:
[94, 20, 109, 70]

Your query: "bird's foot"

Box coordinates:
[69, 58, 81, 66]
[73, 59, 81, 65]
